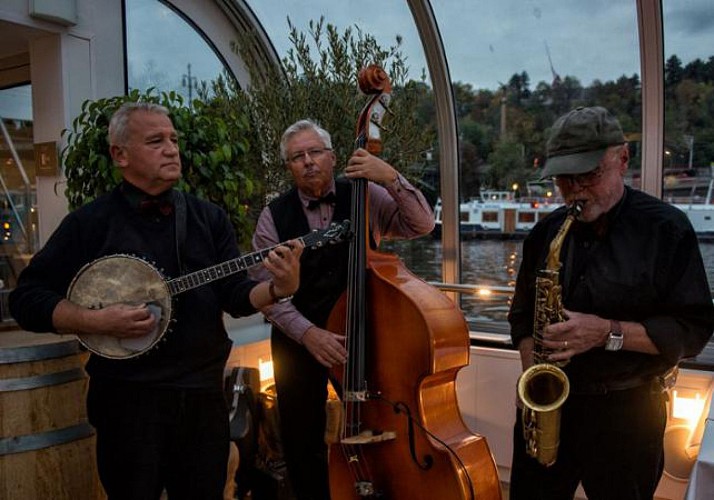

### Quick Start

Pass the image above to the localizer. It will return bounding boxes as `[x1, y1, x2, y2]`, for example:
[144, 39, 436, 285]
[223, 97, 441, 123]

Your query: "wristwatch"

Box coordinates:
[605, 319, 624, 351]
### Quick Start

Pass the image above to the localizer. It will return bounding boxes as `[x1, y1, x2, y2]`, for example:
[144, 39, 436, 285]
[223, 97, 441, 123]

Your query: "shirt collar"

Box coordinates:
[120, 181, 174, 212]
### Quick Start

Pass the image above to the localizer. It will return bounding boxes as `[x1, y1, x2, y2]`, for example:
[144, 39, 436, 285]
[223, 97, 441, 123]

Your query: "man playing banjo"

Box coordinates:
[9, 102, 303, 499]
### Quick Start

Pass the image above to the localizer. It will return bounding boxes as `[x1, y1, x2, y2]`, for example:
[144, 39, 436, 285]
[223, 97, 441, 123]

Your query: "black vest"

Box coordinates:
[269, 179, 352, 327]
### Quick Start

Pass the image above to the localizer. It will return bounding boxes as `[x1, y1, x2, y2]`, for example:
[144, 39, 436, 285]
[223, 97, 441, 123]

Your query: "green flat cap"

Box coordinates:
[541, 106, 625, 178]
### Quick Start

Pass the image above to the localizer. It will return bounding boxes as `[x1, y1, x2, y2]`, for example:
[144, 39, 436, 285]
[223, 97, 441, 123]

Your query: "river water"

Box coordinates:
[383, 238, 714, 327]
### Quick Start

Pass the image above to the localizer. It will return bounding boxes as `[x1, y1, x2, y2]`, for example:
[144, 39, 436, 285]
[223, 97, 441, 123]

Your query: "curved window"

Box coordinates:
[244, 1, 648, 335]
[121, 0, 714, 339]
[0, 84, 36, 294]
[662, 1, 714, 289]
[247, 2, 429, 81]
[428, 0, 641, 330]
[126, 0, 226, 101]
[248, 0, 443, 279]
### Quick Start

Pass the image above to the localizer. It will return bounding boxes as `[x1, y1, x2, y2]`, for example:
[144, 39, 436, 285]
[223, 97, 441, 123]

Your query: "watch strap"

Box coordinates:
[268, 280, 292, 304]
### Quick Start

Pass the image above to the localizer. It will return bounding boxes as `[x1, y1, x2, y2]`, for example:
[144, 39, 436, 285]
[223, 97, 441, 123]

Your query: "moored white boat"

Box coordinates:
[675, 203, 714, 239]
[433, 188, 562, 239]
[665, 170, 714, 239]
[435, 175, 714, 240]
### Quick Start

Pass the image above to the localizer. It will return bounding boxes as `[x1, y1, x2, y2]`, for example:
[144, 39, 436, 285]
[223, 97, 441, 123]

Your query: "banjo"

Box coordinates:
[67, 220, 351, 359]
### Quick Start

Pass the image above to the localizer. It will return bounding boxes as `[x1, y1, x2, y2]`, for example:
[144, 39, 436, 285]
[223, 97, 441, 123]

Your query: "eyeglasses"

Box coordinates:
[553, 165, 606, 188]
[287, 148, 332, 165]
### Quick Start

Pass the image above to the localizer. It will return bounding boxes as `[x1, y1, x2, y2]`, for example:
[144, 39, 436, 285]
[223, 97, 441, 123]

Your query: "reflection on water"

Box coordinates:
[383, 237, 714, 328]
[459, 240, 521, 325]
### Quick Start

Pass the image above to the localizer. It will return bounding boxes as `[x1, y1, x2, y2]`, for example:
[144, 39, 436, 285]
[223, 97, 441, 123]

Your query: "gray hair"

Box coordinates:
[279, 119, 332, 162]
[108, 102, 170, 146]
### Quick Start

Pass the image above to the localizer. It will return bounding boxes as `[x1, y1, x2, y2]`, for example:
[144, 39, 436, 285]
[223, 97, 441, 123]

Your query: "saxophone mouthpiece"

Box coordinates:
[568, 201, 584, 217]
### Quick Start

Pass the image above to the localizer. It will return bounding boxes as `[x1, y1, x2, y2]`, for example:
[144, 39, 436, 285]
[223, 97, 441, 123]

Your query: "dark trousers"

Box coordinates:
[87, 378, 230, 500]
[509, 382, 667, 500]
[271, 330, 331, 500]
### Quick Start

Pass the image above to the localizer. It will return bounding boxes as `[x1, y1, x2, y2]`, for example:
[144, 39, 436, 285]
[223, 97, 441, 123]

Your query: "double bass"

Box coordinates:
[326, 65, 502, 499]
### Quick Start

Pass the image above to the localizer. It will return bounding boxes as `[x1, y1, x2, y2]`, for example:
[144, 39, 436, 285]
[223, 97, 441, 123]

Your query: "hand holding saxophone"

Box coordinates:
[541, 308, 610, 362]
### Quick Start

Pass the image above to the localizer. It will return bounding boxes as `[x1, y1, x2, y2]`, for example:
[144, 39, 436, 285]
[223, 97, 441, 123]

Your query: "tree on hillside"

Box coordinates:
[684, 58, 708, 82]
[507, 71, 531, 103]
[665, 55, 684, 91]
[485, 140, 529, 191]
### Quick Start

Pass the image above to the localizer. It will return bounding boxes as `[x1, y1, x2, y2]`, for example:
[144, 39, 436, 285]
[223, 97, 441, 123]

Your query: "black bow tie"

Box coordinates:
[139, 198, 174, 217]
[307, 192, 337, 210]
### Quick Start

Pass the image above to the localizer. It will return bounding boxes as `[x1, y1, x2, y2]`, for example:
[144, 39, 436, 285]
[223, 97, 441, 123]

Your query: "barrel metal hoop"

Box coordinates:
[0, 422, 95, 455]
[0, 368, 86, 392]
[0, 339, 81, 364]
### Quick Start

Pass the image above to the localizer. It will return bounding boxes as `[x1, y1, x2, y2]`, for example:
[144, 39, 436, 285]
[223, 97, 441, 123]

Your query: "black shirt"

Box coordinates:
[509, 186, 714, 391]
[9, 182, 258, 388]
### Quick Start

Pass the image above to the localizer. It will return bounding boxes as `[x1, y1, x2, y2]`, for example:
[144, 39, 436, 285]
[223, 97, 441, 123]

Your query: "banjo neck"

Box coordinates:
[167, 221, 350, 296]
[167, 244, 282, 295]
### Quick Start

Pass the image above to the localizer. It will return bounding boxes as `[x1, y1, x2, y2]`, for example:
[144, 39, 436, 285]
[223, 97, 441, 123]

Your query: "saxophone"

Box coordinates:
[516, 201, 582, 467]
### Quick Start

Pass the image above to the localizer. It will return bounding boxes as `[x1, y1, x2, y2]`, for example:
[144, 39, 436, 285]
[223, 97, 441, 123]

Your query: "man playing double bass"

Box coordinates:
[250, 119, 435, 499]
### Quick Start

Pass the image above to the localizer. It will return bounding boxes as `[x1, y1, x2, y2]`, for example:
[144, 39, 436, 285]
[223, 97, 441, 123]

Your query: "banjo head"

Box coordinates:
[67, 254, 172, 359]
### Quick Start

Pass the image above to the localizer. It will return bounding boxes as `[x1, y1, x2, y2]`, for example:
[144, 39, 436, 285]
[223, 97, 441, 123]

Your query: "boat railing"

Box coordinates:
[430, 281, 714, 355]
[429, 281, 514, 346]
[667, 195, 709, 205]
[660, 166, 714, 206]
[479, 190, 515, 202]
[430, 281, 514, 296]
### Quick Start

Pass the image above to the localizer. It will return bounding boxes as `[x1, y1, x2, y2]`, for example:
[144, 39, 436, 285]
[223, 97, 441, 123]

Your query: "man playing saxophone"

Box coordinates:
[508, 106, 714, 500]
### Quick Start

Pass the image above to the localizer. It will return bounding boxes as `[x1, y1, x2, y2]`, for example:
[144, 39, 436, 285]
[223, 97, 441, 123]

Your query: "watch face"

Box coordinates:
[605, 320, 623, 351]
[606, 332, 624, 351]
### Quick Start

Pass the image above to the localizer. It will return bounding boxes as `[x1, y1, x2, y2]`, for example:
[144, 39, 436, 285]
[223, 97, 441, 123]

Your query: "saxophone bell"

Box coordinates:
[517, 362, 570, 467]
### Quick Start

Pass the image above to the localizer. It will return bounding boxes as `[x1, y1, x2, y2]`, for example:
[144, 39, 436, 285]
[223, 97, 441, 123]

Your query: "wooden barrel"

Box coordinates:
[0, 330, 104, 500]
